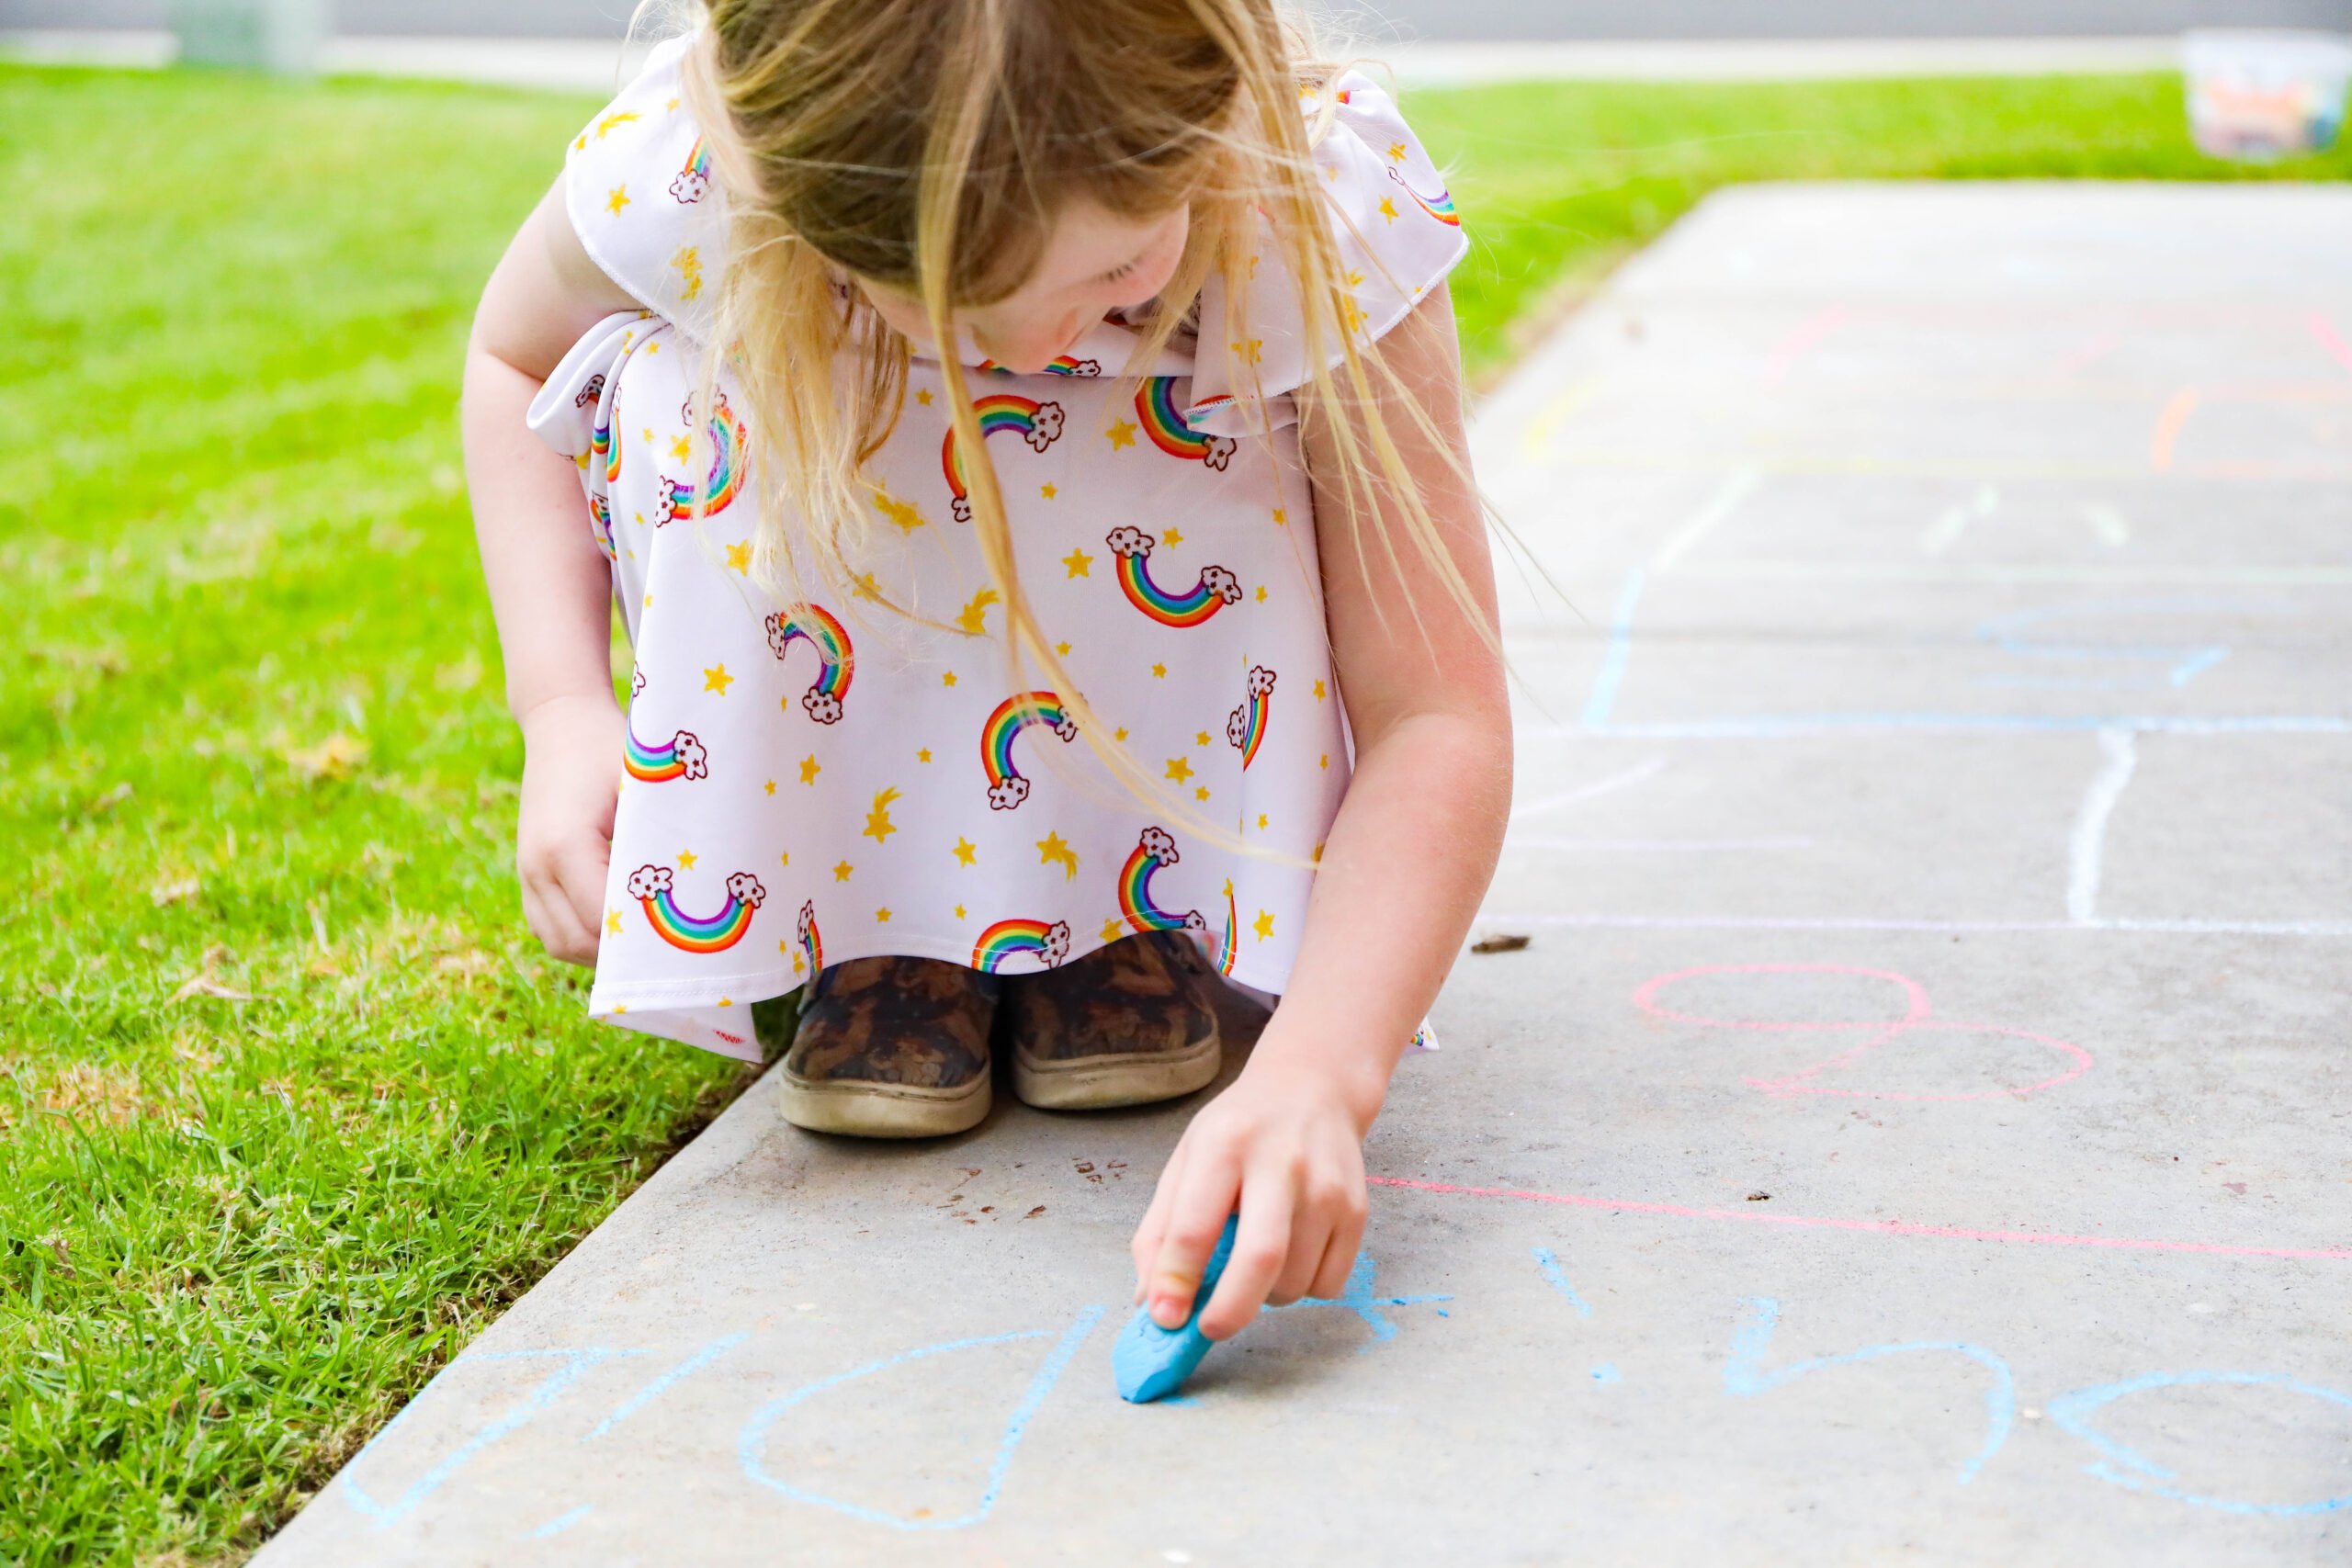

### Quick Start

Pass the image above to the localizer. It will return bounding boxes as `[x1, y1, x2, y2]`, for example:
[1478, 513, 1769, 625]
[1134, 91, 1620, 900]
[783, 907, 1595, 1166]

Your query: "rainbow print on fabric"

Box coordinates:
[589, 493, 616, 561]
[1135, 379, 1238, 471]
[763, 604, 854, 724]
[977, 355, 1100, 377]
[592, 399, 621, 485]
[940, 394, 1066, 523]
[1118, 828, 1205, 935]
[1216, 879, 1238, 976]
[622, 718, 707, 783]
[1385, 164, 1460, 228]
[627, 864, 764, 954]
[972, 917, 1072, 973]
[672, 136, 710, 204]
[654, 394, 748, 525]
[796, 900, 822, 976]
[1226, 666, 1275, 769]
[980, 691, 1078, 810]
[1103, 526, 1242, 628]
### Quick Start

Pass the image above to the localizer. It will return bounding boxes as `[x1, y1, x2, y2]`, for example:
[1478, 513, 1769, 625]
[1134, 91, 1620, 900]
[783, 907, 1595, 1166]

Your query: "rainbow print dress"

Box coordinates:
[525, 34, 1465, 1061]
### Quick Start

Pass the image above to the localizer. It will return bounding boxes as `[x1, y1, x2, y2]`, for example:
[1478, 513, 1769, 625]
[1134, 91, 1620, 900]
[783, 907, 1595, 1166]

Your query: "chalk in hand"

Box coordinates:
[1114, 1215, 1238, 1404]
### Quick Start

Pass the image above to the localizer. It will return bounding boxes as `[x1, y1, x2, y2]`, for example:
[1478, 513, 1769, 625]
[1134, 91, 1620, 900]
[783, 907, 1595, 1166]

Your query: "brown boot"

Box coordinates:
[778, 955, 1000, 1138]
[1003, 931, 1222, 1111]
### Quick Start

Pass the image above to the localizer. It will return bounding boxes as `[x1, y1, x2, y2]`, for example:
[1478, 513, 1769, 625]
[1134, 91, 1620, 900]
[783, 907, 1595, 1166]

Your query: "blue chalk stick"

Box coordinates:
[1114, 1216, 1238, 1404]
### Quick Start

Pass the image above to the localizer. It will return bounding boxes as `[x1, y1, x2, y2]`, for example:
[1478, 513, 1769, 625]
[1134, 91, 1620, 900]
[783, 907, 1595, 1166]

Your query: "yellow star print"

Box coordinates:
[1272, 507, 1287, 525]
[607, 185, 630, 215]
[956, 588, 998, 637]
[1314, 679, 1328, 700]
[1114, 727, 1129, 741]
[1102, 918, 1127, 943]
[852, 572, 884, 602]
[1229, 339, 1263, 366]
[704, 663, 733, 694]
[605, 910, 624, 934]
[1387, 140, 1408, 162]
[833, 860, 854, 882]
[916, 388, 933, 405]
[876, 908, 892, 923]
[1255, 585, 1269, 604]
[677, 849, 698, 870]
[1163, 527, 1183, 547]
[955, 904, 967, 920]
[1166, 757, 1194, 784]
[953, 837, 977, 866]
[1035, 830, 1080, 880]
[1258, 813, 1270, 829]
[1105, 419, 1139, 450]
[1041, 483, 1057, 500]
[595, 110, 640, 138]
[917, 748, 933, 764]
[1378, 196, 1398, 223]
[726, 540, 752, 574]
[764, 779, 777, 795]
[872, 489, 926, 532]
[862, 787, 901, 844]
[1062, 547, 1093, 578]
[670, 434, 693, 462]
[1195, 785, 1211, 801]
[1253, 909, 1275, 940]
[800, 754, 821, 784]
[943, 671, 958, 688]
[1151, 662, 1168, 679]
[1194, 730, 1211, 747]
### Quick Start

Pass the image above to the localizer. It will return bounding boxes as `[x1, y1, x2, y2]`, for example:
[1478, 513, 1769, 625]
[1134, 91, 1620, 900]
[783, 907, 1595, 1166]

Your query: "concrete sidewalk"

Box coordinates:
[0, 28, 2192, 89]
[254, 185, 2352, 1565]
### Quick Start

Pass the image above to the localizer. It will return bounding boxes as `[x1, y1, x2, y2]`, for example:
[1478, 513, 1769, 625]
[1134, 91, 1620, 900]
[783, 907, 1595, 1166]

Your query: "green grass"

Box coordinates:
[0, 56, 2344, 1567]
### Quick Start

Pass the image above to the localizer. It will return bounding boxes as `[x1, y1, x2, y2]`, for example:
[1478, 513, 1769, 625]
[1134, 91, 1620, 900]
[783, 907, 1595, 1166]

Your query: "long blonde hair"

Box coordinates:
[666, 0, 1489, 839]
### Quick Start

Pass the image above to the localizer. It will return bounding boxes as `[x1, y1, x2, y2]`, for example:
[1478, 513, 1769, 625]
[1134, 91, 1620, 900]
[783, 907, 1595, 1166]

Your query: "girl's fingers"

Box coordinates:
[525, 858, 594, 965]
[1196, 1176, 1293, 1341]
[556, 841, 609, 953]
[1147, 1150, 1242, 1331]
[1308, 1200, 1366, 1303]
[1130, 1144, 1189, 1303]
[1269, 1212, 1331, 1307]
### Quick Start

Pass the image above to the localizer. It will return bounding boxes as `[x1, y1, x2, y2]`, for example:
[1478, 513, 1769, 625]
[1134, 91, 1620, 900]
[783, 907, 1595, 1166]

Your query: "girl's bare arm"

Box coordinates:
[462, 179, 642, 962]
[1132, 282, 1511, 1336]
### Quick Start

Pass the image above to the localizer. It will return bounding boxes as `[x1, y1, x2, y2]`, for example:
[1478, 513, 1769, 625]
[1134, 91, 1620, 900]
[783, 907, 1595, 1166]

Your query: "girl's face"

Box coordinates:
[850, 197, 1190, 373]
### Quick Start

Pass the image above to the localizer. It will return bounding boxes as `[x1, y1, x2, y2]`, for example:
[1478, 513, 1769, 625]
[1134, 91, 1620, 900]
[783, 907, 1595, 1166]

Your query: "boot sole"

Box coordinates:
[1012, 1028, 1222, 1111]
[777, 1066, 991, 1139]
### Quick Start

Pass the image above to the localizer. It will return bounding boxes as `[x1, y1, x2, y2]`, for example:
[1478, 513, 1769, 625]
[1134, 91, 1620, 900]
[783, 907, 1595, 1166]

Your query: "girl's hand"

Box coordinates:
[1128, 1052, 1375, 1341]
[515, 693, 624, 967]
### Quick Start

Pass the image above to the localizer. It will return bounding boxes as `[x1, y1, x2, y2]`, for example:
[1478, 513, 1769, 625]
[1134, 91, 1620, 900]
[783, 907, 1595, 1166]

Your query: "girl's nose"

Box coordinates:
[977, 311, 1080, 373]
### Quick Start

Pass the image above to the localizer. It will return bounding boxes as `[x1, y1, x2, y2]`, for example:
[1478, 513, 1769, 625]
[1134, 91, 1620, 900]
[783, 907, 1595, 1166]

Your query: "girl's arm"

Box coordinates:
[1131, 282, 1511, 1337]
[462, 179, 642, 964]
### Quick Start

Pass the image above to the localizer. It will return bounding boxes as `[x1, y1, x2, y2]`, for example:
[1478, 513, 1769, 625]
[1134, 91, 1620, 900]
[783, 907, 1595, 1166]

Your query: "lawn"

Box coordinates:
[0, 55, 2343, 1566]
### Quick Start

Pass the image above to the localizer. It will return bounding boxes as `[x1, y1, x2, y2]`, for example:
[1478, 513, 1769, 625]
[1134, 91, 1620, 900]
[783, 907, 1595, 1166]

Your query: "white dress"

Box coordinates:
[526, 35, 1468, 1060]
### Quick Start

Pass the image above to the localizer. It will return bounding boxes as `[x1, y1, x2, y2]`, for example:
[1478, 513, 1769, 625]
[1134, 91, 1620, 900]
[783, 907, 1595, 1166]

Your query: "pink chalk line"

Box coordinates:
[1763, 307, 1848, 385]
[1365, 1177, 2352, 1262]
[2311, 313, 2352, 377]
[1632, 961, 2092, 1103]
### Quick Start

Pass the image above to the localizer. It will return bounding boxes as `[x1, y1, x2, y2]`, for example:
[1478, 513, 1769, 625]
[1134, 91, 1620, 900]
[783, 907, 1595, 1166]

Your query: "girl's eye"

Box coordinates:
[1099, 260, 1138, 285]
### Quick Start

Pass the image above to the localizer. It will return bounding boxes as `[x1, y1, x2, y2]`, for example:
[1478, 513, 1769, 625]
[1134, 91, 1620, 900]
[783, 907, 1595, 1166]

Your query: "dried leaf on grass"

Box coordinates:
[150, 876, 201, 907]
[170, 976, 255, 1003]
[280, 732, 370, 782]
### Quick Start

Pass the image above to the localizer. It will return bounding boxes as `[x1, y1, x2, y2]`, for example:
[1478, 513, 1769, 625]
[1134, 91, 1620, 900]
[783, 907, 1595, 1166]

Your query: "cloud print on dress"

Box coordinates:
[1227, 665, 1276, 768]
[980, 692, 1079, 811]
[1104, 526, 1244, 628]
[624, 723, 708, 783]
[942, 395, 1066, 523]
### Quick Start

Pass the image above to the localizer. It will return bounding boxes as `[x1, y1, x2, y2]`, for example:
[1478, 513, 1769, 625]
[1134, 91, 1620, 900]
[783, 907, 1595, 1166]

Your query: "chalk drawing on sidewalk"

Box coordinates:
[1631, 962, 2094, 1103]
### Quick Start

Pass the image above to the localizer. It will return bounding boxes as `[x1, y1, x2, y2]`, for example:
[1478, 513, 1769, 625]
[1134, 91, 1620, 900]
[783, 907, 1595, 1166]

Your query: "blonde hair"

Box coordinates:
[662, 0, 1490, 840]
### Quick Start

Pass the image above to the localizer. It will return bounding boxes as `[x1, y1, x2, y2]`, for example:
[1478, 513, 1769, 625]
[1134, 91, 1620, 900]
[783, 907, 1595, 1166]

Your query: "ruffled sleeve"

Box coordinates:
[1181, 70, 1469, 438]
[561, 32, 727, 339]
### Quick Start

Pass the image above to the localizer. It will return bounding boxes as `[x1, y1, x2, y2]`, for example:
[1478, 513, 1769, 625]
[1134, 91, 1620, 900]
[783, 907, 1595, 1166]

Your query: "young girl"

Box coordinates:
[463, 0, 1510, 1345]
